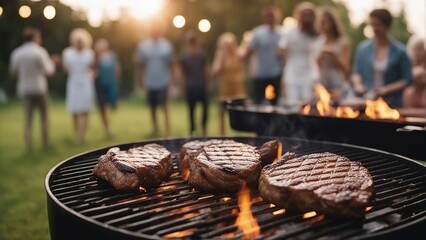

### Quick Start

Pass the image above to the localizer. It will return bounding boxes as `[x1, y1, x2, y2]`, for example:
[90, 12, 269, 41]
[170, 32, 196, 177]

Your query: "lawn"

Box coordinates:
[0, 96, 251, 240]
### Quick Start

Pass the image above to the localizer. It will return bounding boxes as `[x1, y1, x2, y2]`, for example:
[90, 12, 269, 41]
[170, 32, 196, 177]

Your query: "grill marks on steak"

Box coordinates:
[259, 152, 374, 218]
[178, 139, 227, 173]
[188, 141, 262, 193]
[93, 144, 172, 191]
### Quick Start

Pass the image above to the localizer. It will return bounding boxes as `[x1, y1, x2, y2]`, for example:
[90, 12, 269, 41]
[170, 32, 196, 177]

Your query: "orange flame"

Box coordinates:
[164, 228, 197, 238]
[182, 168, 190, 181]
[365, 97, 400, 120]
[236, 186, 260, 239]
[303, 211, 317, 219]
[273, 142, 283, 163]
[365, 206, 373, 212]
[220, 197, 232, 202]
[302, 104, 311, 115]
[273, 209, 286, 215]
[315, 84, 334, 116]
[158, 185, 177, 191]
[336, 106, 360, 118]
[265, 84, 275, 100]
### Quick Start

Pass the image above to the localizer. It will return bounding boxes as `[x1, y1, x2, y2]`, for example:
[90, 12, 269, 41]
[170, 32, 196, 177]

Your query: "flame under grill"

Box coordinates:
[46, 137, 426, 240]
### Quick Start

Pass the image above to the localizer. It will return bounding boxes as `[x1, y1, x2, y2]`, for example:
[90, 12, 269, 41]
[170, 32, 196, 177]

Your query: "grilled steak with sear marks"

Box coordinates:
[188, 140, 262, 193]
[93, 144, 172, 191]
[179, 139, 281, 174]
[178, 139, 227, 173]
[259, 152, 374, 218]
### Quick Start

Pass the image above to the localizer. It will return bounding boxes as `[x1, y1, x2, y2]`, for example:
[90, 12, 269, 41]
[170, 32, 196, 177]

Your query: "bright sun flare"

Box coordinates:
[61, 0, 165, 27]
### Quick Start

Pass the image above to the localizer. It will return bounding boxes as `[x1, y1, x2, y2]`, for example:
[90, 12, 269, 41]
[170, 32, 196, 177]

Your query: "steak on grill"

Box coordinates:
[93, 144, 172, 191]
[178, 139, 226, 174]
[188, 140, 263, 193]
[179, 139, 281, 174]
[258, 152, 374, 218]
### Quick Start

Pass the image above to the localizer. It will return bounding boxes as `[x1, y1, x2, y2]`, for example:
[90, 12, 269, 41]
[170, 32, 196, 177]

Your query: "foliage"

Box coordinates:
[0, 0, 413, 99]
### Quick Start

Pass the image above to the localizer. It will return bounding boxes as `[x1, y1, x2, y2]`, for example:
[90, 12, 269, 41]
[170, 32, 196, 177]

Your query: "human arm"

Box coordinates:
[41, 49, 55, 76]
[136, 59, 144, 89]
[9, 51, 17, 77]
[351, 44, 367, 96]
[211, 49, 223, 78]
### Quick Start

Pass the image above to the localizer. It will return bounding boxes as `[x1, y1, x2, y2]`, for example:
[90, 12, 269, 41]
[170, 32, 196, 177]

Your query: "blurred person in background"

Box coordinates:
[179, 31, 210, 136]
[9, 27, 56, 150]
[212, 32, 246, 135]
[246, 6, 283, 105]
[280, 2, 318, 109]
[403, 35, 426, 108]
[351, 9, 412, 108]
[136, 19, 175, 137]
[94, 38, 120, 138]
[314, 7, 350, 102]
[62, 28, 95, 145]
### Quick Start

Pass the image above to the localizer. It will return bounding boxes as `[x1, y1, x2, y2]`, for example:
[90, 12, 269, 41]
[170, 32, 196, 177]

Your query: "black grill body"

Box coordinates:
[45, 137, 426, 240]
[227, 106, 426, 160]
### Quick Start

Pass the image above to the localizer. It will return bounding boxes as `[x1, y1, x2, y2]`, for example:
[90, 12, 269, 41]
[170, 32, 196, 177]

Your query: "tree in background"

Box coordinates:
[0, 0, 413, 99]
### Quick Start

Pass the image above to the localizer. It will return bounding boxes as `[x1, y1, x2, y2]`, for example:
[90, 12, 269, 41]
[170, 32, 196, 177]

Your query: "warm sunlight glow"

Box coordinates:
[282, 16, 298, 31]
[303, 211, 317, 219]
[43, 5, 56, 20]
[236, 186, 260, 239]
[173, 15, 186, 28]
[363, 25, 374, 38]
[87, 9, 103, 27]
[365, 97, 400, 120]
[198, 19, 211, 33]
[265, 84, 276, 100]
[19, 5, 31, 18]
[129, 0, 164, 20]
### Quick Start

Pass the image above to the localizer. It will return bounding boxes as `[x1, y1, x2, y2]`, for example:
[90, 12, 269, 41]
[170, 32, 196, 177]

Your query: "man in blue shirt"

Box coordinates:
[136, 19, 175, 136]
[352, 9, 412, 108]
[247, 6, 283, 105]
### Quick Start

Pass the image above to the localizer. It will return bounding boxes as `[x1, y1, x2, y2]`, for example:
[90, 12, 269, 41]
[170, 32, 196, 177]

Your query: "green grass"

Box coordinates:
[0, 96, 252, 240]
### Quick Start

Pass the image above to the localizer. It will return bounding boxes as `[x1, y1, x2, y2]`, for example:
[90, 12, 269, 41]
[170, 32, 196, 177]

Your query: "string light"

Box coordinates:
[198, 19, 211, 33]
[173, 15, 186, 28]
[19, 5, 31, 18]
[43, 5, 56, 20]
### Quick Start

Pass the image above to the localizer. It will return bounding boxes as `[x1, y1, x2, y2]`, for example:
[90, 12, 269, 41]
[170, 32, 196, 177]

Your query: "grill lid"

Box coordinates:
[45, 137, 426, 240]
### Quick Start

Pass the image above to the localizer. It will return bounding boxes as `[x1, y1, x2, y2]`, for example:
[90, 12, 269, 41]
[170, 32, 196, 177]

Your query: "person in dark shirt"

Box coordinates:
[180, 31, 210, 136]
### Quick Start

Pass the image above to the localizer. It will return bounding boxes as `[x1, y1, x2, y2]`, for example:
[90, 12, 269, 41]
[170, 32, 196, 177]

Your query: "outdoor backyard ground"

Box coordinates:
[0, 96, 250, 240]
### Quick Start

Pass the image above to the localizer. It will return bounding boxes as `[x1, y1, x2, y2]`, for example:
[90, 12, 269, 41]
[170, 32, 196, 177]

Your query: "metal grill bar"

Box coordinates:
[47, 137, 426, 239]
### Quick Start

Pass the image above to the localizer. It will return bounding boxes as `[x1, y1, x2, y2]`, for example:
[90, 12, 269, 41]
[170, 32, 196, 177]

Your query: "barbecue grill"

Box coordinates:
[45, 137, 426, 240]
[227, 103, 426, 160]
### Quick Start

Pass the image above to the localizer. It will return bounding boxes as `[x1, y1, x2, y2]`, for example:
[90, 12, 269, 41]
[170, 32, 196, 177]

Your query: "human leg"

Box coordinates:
[38, 94, 50, 149]
[100, 104, 111, 137]
[23, 96, 35, 150]
[201, 93, 208, 136]
[186, 89, 196, 135]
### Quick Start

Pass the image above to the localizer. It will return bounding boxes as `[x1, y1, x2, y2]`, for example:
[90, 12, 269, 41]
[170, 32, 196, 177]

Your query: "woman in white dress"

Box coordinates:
[280, 2, 318, 108]
[62, 28, 95, 144]
[314, 7, 350, 102]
